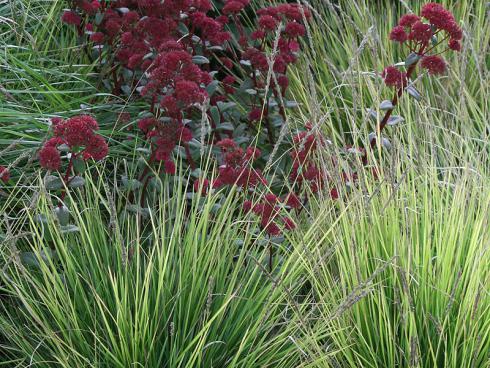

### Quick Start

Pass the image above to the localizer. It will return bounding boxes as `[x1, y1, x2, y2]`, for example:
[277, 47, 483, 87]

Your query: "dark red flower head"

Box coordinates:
[55, 115, 99, 147]
[421, 3, 455, 30]
[408, 21, 432, 43]
[448, 38, 461, 51]
[83, 135, 109, 161]
[421, 55, 446, 75]
[90, 32, 105, 44]
[398, 14, 420, 28]
[174, 80, 206, 105]
[285, 192, 301, 209]
[0, 166, 9, 183]
[382, 66, 407, 88]
[194, 178, 210, 195]
[164, 160, 176, 174]
[284, 22, 306, 38]
[39, 146, 61, 171]
[61, 11, 81, 26]
[389, 25, 408, 43]
[248, 108, 263, 122]
[282, 217, 296, 230]
[259, 15, 278, 31]
[222, 0, 249, 15]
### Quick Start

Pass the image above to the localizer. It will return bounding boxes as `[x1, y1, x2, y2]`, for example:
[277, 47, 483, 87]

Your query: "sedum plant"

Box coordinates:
[59, 0, 314, 237]
[368, 2, 463, 148]
[39, 1, 463, 251]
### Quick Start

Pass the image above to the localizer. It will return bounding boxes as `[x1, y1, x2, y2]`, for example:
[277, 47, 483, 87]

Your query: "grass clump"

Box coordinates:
[0, 0, 489, 367]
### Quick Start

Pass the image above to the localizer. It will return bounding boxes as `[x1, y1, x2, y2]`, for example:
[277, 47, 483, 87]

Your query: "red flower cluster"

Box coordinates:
[61, 10, 81, 26]
[290, 125, 324, 193]
[420, 55, 446, 75]
[382, 66, 407, 88]
[389, 26, 408, 43]
[0, 166, 9, 183]
[243, 4, 310, 77]
[390, 4, 462, 50]
[421, 3, 462, 41]
[213, 139, 266, 189]
[385, 3, 462, 88]
[60, 0, 312, 236]
[244, 193, 295, 236]
[138, 118, 193, 174]
[193, 178, 210, 195]
[142, 48, 210, 115]
[39, 116, 108, 171]
[223, 0, 250, 15]
[408, 21, 432, 43]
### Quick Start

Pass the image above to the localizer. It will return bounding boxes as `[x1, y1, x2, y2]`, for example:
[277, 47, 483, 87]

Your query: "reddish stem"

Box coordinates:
[59, 154, 75, 206]
[370, 45, 425, 149]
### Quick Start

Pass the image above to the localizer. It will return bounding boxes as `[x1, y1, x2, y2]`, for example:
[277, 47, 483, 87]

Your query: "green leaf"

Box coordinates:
[121, 85, 132, 96]
[405, 52, 420, 66]
[20, 249, 56, 268]
[125, 204, 150, 218]
[367, 109, 378, 122]
[285, 100, 299, 108]
[406, 85, 422, 101]
[60, 225, 80, 234]
[122, 176, 142, 190]
[54, 206, 70, 226]
[210, 106, 220, 124]
[45, 175, 63, 190]
[382, 137, 392, 149]
[380, 100, 394, 110]
[95, 12, 104, 25]
[217, 122, 234, 131]
[72, 157, 86, 174]
[216, 101, 236, 112]
[20, 252, 41, 268]
[192, 55, 210, 65]
[149, 178, 162, 193]
[387, 115, 404, 126]
[57, 144, 70, 152]
[208, 45, 224, 51]
[239, 78, 254, 90]
[35, 214, 48, 224]
[68, 176, 85, 188]
[177, 22, 189, 35]
[206, 80, 219, 97]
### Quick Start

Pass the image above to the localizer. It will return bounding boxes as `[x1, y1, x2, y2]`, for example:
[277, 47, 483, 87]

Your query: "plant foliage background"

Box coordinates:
[0, 0, 489, 367]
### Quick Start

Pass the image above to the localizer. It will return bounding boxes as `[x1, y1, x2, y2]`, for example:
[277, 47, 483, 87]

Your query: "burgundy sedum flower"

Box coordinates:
[0, 166, 10, 183]
[398, 14, 420, 28]
[39, 146, 62, 171]
[421, 55, 446, 75]
[389, 26, 408, 43]
[61, 10, 81, 26]
[382, 66, 407, 88]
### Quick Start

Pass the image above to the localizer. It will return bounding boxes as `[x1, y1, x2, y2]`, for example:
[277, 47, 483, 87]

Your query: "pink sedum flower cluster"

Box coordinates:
[57, 2, 461, 241]
[59, 0, 312, 237]
[213, 138, 266, 189]
[381, 66, 408, 89]
[386, 2, 462, 82]
[289, 124, 325, 194]
[39, 116, 108, 171]
[0, 166, 9, 183]
[369, 3, 462, 151]
[244, 193, 296, 236]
